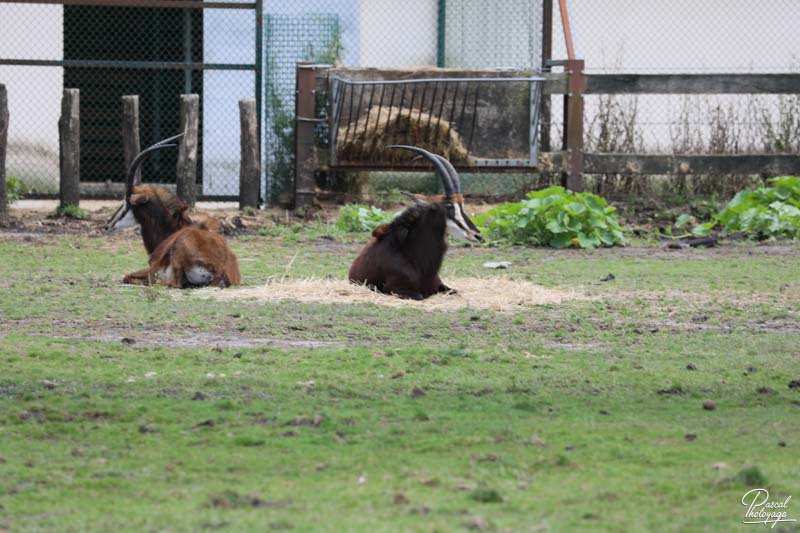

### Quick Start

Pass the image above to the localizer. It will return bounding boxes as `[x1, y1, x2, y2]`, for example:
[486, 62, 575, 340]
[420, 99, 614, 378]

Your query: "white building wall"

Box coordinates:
[359, 0, 438, 67]
[0, 4, 63, 188]
[444, 0, 543, 69]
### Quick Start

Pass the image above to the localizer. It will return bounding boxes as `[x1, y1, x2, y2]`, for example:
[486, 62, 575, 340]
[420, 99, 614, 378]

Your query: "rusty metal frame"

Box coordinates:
[558, 0, 576, 60]
[328, 75, 544, 169]
[294, 63, 325, 208]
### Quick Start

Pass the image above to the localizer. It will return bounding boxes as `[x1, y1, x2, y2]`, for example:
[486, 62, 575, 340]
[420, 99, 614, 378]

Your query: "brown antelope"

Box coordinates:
[144, 225, 241, 288]
[107, 134, 241, 288]
[348, 146, 481, 300]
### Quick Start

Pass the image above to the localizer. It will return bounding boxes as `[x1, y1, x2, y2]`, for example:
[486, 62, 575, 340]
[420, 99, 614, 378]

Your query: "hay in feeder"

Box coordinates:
[191, 277, 584, 312]
[336, 105, 472, 165]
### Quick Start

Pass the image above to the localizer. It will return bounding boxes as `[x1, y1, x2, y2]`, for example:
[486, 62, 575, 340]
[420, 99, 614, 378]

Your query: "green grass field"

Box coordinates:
[1, 224, 798, 532]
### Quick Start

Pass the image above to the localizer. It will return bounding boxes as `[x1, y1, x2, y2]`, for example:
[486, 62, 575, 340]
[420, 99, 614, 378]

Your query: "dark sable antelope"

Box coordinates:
[107, 133, 192, 254]
[348, 145, 481, 300]
[107, 134, 240, 288]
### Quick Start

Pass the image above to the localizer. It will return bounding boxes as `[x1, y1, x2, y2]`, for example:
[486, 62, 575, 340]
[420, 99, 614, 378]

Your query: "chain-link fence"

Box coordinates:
[0, 0, 260, 199]
[550, 0, 800, 196]
[260, 0, 546, 202]
[1, 0, 798, 203]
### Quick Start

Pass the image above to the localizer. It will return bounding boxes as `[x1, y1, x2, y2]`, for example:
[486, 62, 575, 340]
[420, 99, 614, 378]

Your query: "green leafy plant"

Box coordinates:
[335, 204, 395, 233]
[473, 186, 626, 248]
[55, 205, 89, 220]
[693, 176, 800, 239]
[6, 176, 27, 203]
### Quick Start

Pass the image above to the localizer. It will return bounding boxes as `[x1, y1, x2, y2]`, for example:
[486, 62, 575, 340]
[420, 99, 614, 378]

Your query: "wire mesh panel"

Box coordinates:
[443, 0, 544, 69]
[549, 0, 800, 172]
[263, 13, 340, 203]
[329, 75, 543, 168]
[3, 0, 798, 203]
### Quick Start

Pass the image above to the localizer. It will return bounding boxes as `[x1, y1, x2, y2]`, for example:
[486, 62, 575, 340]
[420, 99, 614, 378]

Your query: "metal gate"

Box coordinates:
[0, 0, 262, 199]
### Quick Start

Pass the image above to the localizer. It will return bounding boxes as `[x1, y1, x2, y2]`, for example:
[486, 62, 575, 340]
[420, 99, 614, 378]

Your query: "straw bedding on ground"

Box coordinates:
[192, 277, 582, 311]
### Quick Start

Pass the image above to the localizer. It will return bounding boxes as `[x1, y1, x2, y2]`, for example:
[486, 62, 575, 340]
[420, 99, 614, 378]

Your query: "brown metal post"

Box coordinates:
[294, 63, 319, 209]
[558, 0, 576, 60]
[562, 59, 585, 192]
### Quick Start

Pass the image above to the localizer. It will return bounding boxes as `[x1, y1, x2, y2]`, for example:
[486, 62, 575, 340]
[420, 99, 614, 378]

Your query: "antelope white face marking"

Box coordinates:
[186, 266, 213, 286]
[107, 204, 137, 233]
[446, 218, 470, 241]
[446, 203, 482, 242]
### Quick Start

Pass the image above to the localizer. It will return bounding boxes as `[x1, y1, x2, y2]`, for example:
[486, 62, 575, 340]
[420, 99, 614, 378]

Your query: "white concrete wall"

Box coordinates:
[359, 0, 438, 67]
[0, 4, 63, 188]
[444, 0, 543, 69]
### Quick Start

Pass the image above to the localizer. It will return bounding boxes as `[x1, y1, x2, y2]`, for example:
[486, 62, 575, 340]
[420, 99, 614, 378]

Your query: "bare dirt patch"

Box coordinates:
[190, 277, 584, 312]
[15, 331, 340, 349]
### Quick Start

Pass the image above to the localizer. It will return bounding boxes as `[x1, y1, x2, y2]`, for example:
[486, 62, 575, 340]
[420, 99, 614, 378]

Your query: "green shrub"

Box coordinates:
[474, 186, 626, 248]
[693, 176, 800, 239]
[335, 204, 395, 233]
[55, 205, 89, 220]
[6, 176, 27, 203]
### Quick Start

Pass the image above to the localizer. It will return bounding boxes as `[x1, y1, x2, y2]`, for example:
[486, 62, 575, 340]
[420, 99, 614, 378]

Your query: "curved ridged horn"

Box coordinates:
[434, 155, 462, 194]
[125, 132, 185, 201]
[386, 145, 454, 196]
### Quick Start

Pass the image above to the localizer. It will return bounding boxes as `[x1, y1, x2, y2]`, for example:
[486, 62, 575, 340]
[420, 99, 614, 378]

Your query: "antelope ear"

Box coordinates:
[129, 193, 149, 205]
[372, 223, 392, 239]
[198, 216, 222, 234]
[401, 191, 429, 205]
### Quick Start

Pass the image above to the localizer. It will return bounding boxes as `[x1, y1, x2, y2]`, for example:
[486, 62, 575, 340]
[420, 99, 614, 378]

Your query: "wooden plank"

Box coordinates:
[332, 152, 800, 177]
[585, 73, 800, 95]
[321, 70, 800, 96]
[121, 95, 140, 184]
[176, 94, 199, 206]
[59, 89, 81, 208]
[578, 153, 800, 175]
[238, 99, 260, 209]
[0, 84, 8, 216]
[563, 60, 585, 191]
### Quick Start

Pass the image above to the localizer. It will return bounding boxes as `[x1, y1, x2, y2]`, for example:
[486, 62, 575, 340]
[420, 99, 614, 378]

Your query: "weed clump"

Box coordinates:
[469, 488, 503, 503]
[474, 186, 625, 248]
[55, 204, 89, 220]
[693, 176, 800, 239]
[335, 204, 396, 232]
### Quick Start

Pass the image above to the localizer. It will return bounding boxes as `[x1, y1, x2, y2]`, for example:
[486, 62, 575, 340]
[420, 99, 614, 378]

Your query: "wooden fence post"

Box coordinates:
[59, 88, 81, 208]
[121, 95, 140, 183]
[564, 59, 586, 192]
[176, 94, 199, 205]
[0, 84, 8, 217]
[562, 59, 585, 192]
[238, 99, 260, 209]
